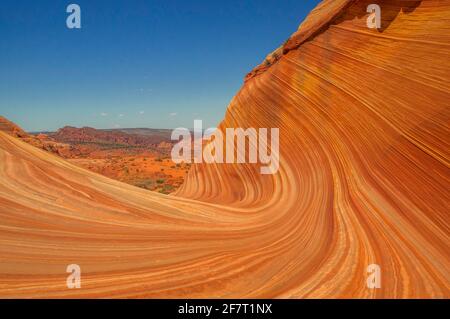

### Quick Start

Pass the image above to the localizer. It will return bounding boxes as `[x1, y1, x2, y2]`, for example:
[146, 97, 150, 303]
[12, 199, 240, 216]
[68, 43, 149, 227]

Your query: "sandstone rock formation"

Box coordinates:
[52, 126, 173, 149]
[0, 116, 28, 138]
[0, 0, 449, 298]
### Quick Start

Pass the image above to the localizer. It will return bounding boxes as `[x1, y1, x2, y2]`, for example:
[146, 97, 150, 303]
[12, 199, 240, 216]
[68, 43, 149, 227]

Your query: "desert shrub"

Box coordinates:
[159, 184, 175, 195]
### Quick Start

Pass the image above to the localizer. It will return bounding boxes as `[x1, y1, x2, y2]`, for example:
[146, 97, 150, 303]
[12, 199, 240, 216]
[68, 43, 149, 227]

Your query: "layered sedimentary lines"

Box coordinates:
[0, 0, 449, 298]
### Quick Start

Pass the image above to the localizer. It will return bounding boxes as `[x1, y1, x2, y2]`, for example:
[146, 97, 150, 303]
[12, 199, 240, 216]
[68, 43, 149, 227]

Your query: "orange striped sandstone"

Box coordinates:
[0, 0, 449, 298]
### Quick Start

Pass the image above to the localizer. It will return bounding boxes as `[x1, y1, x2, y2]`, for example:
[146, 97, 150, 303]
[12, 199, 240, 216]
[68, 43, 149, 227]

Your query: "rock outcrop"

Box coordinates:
[0, 0, 449, 298]
[0, 116, 28, 138]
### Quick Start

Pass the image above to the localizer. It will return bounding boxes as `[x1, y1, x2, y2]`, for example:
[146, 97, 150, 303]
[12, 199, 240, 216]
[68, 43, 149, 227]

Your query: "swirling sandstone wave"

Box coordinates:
[0, 0, 449, 298]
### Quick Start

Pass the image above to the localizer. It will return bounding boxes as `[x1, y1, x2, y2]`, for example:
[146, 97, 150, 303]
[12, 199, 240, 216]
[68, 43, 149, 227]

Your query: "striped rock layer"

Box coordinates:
[0, 0, 449, 298]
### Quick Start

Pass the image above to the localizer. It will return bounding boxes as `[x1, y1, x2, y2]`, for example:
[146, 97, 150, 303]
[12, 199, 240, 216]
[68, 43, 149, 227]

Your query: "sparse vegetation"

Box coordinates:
[159, 184, 175, 194]
[38, 125, 184, 194]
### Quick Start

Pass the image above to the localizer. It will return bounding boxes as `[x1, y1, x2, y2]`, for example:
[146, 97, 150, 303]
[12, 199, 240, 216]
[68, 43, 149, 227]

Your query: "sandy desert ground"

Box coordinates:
[0, 118, 189, 194]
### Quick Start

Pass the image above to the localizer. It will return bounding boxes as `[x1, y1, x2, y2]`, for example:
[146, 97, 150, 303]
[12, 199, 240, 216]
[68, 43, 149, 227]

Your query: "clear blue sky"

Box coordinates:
[0, 0, 320, 132]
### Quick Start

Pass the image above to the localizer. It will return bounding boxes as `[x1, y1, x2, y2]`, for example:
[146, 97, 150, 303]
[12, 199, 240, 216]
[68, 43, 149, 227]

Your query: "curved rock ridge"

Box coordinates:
[0, 116, 28, 138]
[0, 0, 449, 298]
[245, 0, 356, 81]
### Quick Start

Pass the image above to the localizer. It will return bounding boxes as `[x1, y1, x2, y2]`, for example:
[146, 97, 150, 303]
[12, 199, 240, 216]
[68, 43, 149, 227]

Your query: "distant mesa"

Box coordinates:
[51, 125, 173, 147]
[0, 116, 186, 194]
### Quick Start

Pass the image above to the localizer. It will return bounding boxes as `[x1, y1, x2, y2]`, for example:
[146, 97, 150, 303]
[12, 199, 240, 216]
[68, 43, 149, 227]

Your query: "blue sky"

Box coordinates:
[0, 0, 320, 131]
